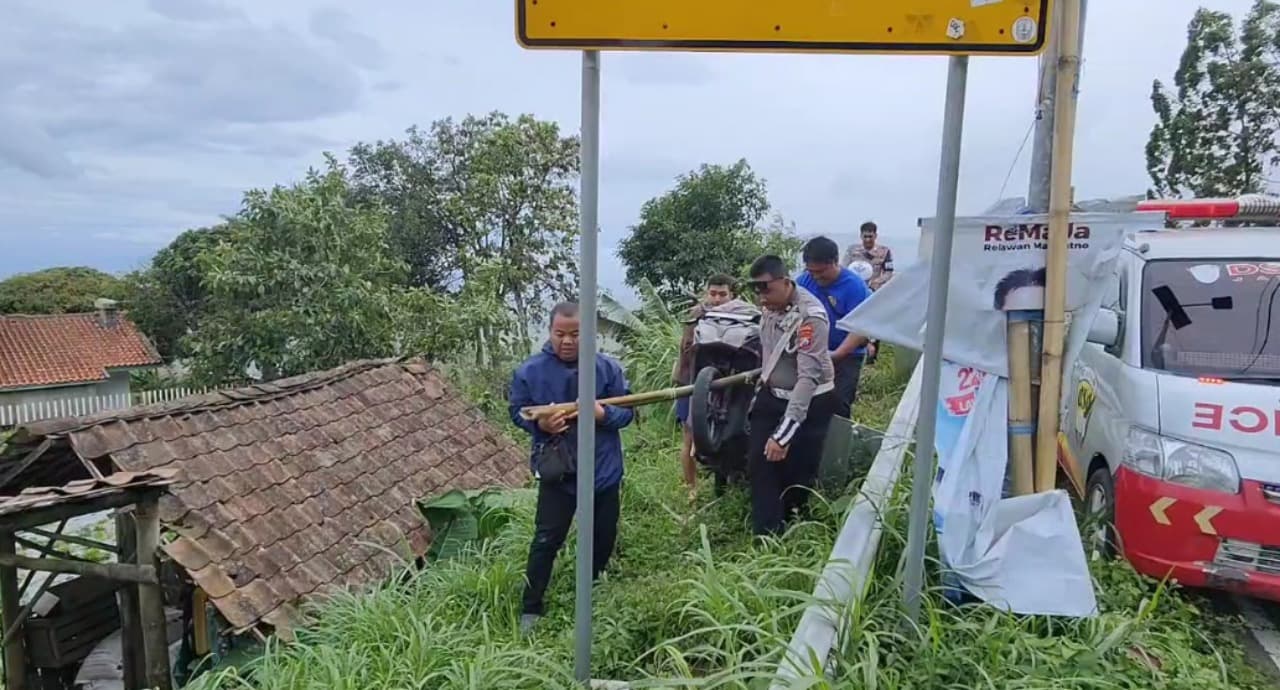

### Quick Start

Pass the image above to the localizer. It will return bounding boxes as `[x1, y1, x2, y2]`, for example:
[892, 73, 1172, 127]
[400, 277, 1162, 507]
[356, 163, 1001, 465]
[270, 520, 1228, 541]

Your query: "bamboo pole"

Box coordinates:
[1034, 0, 1084, 493]
[519, 369, 759, 421]
[1007, 318, 1036, 496]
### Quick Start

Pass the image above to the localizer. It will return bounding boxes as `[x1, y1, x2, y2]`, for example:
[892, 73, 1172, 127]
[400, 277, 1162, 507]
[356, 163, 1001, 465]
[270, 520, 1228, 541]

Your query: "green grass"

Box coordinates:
[184, 346, 1271, 690]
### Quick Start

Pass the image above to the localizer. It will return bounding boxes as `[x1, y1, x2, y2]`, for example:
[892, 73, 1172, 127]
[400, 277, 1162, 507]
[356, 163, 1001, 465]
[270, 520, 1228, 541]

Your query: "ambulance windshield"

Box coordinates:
[1141, 259, 1280, 380]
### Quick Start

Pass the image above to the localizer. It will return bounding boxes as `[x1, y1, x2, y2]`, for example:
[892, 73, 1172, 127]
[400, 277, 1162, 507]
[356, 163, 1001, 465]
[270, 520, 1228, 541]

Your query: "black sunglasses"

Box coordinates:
[748, 277, 781, 294]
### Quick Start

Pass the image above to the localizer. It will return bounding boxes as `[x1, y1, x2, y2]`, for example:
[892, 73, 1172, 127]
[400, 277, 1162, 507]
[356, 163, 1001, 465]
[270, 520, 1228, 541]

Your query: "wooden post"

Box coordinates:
[134, 500, 172, 690]
[1034, 0, 1084, 493]
[1007, 318, 1036, 496]
[116, 511, 143, 690]
[0, 532, 26, 690]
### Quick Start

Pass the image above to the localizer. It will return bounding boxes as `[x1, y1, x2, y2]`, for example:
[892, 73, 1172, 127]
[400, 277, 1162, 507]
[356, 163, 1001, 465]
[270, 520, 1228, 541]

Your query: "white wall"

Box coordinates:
[0, 369, 134, 426]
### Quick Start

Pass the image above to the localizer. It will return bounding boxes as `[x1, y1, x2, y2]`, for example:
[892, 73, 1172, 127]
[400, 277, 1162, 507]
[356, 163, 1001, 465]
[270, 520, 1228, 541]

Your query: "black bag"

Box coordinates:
[534, 435, 576, 484]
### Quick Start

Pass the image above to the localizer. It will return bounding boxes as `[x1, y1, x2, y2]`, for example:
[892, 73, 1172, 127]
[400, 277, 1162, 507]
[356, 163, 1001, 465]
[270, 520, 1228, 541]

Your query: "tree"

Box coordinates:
[346, 112, 581, 351]
[617, 160, 801, 302]
[124, 224, 232, 359]
[184, 158, 473, 384]
[0, 266, 126, 314]
[1146, 1, 1280, 198]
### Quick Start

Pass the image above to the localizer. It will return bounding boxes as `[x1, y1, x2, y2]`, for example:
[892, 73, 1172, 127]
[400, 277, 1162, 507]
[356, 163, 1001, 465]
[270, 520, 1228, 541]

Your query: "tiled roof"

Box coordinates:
[0, 470, 179, 519]
[0, 313, 162, 391]
[17, 358, 527, 638]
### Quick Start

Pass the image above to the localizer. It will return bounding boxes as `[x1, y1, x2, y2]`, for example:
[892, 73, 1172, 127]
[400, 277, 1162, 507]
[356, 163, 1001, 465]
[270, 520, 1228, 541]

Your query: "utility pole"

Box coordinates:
[1027, 0, 1088, 213]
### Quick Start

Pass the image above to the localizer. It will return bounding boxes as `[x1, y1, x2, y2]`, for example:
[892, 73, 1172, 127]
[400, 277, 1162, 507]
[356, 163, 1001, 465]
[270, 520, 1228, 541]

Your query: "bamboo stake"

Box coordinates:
[519, 369, 759, 421]
[1007, 318, 1036, 496]
[1034, 0, 1084, 493]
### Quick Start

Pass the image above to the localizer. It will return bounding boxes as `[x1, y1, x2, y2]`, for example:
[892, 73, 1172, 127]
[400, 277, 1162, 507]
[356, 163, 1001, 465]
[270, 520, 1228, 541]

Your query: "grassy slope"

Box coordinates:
[187, 347, 1269, 690]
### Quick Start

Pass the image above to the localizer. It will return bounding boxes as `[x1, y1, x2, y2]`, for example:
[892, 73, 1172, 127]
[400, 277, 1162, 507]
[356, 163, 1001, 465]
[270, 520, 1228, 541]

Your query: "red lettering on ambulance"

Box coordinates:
[1228, 406, 1267, 434]
[1192, 403, 1224, 430]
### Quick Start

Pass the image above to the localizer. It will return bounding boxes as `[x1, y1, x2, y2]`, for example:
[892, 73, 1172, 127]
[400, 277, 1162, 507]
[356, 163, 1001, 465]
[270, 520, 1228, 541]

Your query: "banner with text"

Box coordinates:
[839, 213, 1160, 383]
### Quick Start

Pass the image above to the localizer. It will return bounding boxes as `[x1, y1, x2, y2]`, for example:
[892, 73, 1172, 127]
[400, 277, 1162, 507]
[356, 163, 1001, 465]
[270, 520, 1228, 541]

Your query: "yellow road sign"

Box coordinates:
[1149, 497, 1175, 526]
[516, 0, 1051, 56]
[1194, 506, 1223, 535]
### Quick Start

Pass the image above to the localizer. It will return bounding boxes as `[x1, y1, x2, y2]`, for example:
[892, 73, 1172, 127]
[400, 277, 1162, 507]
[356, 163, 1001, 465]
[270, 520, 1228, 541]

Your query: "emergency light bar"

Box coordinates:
[1137, 194, 1280, 220]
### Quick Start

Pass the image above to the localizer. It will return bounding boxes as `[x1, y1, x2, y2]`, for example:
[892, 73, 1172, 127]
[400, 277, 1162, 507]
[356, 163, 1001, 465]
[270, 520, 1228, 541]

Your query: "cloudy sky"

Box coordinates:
[0, 0, 1255, 298]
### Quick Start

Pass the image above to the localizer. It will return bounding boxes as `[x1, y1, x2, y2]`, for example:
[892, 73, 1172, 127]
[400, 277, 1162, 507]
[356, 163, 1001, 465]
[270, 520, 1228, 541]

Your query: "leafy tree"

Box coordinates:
[185, 159, 474, 384]
[0, 266, 126, 314]
[124, 224, 232, 359]
[617, 160, 801, 302]
[346, 112, 580, 351]
[1146, 1, 1280, 198]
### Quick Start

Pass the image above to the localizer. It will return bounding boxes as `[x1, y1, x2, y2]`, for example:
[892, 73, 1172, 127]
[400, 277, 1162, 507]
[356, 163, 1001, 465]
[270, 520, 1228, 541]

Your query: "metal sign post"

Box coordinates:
[901, 55, 970, 620]
[574, 49, 601, 685]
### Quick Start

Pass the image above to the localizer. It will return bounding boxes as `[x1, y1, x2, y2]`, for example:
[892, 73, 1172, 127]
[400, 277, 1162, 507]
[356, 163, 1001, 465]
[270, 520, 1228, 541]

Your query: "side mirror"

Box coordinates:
[1087, 308, 1121, 348]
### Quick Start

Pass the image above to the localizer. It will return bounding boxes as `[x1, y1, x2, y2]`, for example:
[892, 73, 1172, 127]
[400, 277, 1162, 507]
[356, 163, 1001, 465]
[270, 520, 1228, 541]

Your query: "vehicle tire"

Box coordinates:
[691, 366, 724, 456]
[1085, 466, 1118, 560]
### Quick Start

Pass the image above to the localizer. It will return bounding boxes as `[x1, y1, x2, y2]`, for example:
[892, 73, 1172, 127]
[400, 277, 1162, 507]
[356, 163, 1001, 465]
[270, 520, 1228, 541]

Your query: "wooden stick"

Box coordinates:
[116, 511, 144, 690]
[135, 497, 173, 690]
[18, 519, 68, 598]
[24, 527, 119, 555]
[0, 533, 25, 690]
[1007, 319, 1036, 496]
[518, 369, 759, 421]
[1034, 0, 1084, 493]
[0, 553, 156, 585]
[0, 439, 51, 490]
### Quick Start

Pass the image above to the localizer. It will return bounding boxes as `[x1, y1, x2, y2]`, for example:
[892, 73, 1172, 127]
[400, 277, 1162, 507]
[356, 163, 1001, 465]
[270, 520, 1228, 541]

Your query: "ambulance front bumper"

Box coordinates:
[1114, 467, 1280, 603]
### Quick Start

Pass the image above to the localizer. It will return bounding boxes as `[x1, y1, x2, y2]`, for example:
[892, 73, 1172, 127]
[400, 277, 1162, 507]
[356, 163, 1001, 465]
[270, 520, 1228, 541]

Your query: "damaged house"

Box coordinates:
[0, 357, 527, 689]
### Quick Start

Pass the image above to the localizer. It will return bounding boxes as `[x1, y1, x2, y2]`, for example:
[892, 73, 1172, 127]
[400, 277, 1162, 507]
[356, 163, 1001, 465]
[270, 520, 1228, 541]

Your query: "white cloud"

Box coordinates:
[0, 0, 1263, 304]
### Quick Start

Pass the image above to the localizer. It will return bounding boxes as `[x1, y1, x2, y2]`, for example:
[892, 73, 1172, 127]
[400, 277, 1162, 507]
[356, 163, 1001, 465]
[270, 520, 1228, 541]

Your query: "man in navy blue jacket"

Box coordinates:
[509, 302, 635, 633]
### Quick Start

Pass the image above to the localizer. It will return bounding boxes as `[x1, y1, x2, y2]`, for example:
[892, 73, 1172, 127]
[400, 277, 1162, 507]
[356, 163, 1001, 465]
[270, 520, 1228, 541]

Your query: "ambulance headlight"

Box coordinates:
[1123, 426, 1240, 494]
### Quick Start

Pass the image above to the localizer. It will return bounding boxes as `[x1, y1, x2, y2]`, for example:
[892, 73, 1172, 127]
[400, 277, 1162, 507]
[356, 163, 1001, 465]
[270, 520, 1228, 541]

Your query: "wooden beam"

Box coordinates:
[135, 497, 172, 690]
[18, 519, 68, 598]
[0, 553, 156, 585]
[116, 511, 143, 690]
[0, 488, 161, 534]
[76, 454, 105, 480]
[23, 527, 118, 555]
[14, 535, 96, 563]
[0, 533, 27, 690]
[1, 568, 54, 650]
[0, 439, 52, 490]
[192, 587, 210, 657]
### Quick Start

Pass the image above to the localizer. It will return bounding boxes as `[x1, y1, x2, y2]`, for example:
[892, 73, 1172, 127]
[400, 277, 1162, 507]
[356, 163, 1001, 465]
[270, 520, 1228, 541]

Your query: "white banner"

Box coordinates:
[839, 213, 1158, 384]
[931, 361, 1097, 617]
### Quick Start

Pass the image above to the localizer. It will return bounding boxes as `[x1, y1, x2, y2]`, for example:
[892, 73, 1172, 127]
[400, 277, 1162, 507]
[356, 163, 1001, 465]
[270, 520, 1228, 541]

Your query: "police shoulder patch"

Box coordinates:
[797, 322, 817, 351]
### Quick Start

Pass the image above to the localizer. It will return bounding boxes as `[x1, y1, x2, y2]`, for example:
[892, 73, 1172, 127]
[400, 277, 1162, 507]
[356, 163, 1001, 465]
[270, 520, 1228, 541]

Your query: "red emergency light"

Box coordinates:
[1137, 195, 1280, 220]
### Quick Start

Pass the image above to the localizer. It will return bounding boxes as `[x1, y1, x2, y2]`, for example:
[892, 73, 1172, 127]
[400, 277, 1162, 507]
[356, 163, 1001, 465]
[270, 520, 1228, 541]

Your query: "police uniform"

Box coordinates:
[748, 285, 837, 536]
[845, 244, 894, 291]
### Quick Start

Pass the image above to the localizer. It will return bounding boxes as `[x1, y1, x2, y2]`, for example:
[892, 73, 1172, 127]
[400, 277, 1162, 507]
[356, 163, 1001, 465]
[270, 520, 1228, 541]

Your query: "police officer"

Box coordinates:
[844, 221, 895, 291]
[745, 255, 838, 536]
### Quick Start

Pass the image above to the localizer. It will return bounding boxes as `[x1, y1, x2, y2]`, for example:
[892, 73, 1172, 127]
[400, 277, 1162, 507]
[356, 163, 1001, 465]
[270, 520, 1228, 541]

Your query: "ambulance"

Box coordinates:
[1067, 195, 1280, 602]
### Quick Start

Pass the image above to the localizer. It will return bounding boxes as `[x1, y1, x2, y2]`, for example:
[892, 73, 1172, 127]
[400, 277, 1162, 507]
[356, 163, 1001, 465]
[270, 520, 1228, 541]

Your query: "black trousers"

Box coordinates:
[521, 481, 621, 615]
[834, 353, 865, 418]
[747, 389, 837, 536]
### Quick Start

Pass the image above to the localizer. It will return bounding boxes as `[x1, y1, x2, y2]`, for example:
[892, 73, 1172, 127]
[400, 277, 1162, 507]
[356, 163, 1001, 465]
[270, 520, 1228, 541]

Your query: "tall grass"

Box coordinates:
[186, 314, 1270, 689]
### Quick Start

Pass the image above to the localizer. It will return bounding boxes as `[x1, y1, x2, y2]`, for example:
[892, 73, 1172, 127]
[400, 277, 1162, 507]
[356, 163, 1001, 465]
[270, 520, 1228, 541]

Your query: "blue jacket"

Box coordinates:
[508, 342, 635, 492]
[797, 268, 871, 354]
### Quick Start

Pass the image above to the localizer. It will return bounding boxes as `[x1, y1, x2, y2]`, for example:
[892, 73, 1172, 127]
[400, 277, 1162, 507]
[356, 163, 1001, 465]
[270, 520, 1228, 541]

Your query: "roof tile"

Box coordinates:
[8, 357, 524, 636]
[0, 312, 161, 390]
